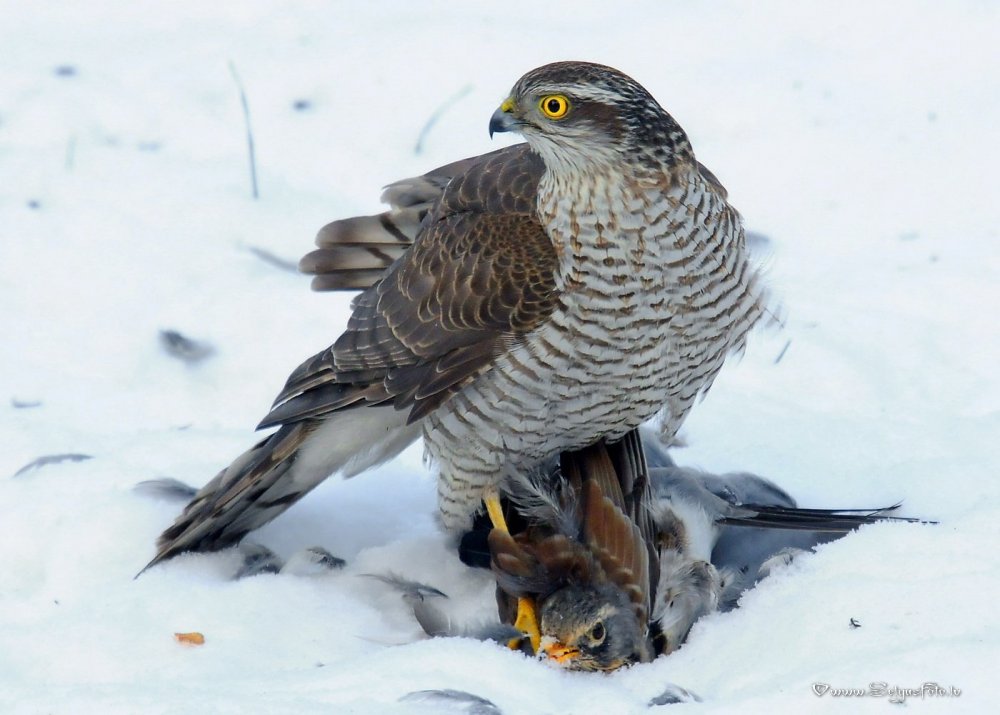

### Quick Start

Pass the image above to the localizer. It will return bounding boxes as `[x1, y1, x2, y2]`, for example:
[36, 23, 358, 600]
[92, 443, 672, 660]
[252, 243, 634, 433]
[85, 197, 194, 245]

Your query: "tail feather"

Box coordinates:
[301, 210, 420, 292]
[718, 503, 931, 532]
[142, 407, 421, 574]
[300, 149, 508, 293]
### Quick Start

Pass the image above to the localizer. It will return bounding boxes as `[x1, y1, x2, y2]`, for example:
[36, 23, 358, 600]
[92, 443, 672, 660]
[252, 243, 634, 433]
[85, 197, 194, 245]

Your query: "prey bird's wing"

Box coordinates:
[565, 436, 654, 627]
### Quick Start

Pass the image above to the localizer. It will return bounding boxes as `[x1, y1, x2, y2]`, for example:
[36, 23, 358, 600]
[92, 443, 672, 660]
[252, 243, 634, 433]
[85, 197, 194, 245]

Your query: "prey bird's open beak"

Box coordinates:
[489, 97, 518, 138]
[538, 637, 580, 665]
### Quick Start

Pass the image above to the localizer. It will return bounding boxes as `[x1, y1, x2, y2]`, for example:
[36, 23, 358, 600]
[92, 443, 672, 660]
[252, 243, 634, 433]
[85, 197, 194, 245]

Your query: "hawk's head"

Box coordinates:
[489, 61, 692, 170]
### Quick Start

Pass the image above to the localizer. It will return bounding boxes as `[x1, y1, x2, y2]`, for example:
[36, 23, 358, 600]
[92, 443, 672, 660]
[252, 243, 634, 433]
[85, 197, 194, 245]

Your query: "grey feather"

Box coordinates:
[133, 478, 199, 502]
[13, 453, 93, 477]
[399, 689, 503, 715]
[503, 460, 579, 536]
[360, 572, 449, 601]
[233, 543, 284, 579]
[648, 683, 702, 706]
[159, 329, 214, 364]
[281, 546, 345, 575]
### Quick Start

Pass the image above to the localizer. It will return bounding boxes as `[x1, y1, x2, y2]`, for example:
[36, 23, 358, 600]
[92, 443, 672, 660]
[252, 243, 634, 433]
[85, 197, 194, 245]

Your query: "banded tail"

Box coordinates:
[143, 406, 420, 573]
[300, 151, 496, 291]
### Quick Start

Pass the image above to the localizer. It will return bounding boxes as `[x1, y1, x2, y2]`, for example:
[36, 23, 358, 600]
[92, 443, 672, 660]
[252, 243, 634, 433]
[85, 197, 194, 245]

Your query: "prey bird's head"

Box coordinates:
[489, 61, 693, 170]
[538, 583, 651, 672]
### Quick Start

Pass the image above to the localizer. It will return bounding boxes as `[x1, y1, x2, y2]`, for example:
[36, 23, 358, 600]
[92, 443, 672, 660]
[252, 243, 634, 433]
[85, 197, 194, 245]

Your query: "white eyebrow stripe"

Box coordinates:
[529, 85, 623, 104]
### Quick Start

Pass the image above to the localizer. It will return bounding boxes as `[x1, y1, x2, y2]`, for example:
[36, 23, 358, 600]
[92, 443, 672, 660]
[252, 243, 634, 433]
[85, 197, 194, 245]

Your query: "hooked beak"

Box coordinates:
[489, 97, 518, 138]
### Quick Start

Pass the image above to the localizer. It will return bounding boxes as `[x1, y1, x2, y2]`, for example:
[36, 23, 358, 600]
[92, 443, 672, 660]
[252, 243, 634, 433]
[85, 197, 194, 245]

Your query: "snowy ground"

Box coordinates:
[2, 1, 998, 713]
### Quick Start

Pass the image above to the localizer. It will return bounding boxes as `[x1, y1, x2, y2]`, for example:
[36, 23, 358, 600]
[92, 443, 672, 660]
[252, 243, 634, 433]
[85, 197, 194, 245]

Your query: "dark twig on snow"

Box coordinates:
[774, 338, 791, 364]
[14, 453, 93, 477]
[414, 84, 473, 155]
[244, 244, 300, 273]
[228, 61, 259, 200]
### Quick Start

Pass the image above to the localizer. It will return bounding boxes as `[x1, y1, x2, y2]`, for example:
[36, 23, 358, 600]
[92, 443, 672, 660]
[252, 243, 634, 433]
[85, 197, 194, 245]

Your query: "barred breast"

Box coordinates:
[426, 163, 767, 531]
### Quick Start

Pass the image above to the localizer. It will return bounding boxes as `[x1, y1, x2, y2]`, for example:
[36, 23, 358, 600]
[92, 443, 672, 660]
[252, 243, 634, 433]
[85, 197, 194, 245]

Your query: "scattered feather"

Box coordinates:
[648, 683, 702, 706]
[412, 599, 520, 644]
[133, 478, 199, 502]
[159, 329, 214, 364]
[280, 546, 346, 575]
[233, 543, 284, 579]
[400, 689, 502, 715]
[504, 463, 578, 535]
[13, 453, 92, 477]
[365, 572, 519, 643]
[360, 572, 449, 601]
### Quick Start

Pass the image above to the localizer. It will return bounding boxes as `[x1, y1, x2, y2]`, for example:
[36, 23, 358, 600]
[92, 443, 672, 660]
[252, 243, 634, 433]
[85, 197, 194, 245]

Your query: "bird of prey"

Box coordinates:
[146, 60, 771, 645]
[486, 433, 926, 670]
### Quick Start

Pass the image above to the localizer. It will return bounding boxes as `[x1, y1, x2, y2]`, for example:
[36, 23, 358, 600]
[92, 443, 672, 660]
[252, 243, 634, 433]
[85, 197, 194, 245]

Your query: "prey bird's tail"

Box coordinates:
[142, 406, 420, 574]
[718, 503, 931, 532]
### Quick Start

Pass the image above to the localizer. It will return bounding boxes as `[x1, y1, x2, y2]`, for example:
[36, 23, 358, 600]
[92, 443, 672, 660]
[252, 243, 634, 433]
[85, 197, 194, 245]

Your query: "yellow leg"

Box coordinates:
[484, 487, 509, 532]
[484, 488, 541, 654]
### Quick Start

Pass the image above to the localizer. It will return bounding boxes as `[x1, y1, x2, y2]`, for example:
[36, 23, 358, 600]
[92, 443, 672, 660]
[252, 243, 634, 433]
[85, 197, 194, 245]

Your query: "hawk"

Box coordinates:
[146, 62, 769, 588]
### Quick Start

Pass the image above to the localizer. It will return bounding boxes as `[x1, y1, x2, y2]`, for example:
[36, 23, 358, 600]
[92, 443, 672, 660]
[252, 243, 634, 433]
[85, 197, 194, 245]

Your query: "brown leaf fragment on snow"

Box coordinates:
[174, 632, 205, 646]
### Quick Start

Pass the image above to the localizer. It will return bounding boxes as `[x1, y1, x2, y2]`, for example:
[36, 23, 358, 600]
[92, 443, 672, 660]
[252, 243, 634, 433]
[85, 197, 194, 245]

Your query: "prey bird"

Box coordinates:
[146, 62, 770, 636]
[487, 433, 927, 670]
[489, 431, 659, 670]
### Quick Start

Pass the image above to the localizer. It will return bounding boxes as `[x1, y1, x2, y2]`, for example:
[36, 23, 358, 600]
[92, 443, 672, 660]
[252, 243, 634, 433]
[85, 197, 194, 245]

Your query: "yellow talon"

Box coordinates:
[512, 596, 541, 654]
[485, 488, 541, 653]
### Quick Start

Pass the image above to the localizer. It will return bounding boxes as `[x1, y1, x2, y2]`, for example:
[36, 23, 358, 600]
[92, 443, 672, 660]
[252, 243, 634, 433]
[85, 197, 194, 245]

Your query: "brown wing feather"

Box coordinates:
[559, 433, 655, 626]
[607, 430, 660, 597]
[260, 144, 556, 429]
[301, 144, 534, 291]
[582, 478, 651, 625]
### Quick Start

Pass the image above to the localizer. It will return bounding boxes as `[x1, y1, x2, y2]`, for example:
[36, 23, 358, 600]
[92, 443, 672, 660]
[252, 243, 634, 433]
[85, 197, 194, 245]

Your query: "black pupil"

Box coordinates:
[592, 623, 605, 640]
[547, 98, 562, 114]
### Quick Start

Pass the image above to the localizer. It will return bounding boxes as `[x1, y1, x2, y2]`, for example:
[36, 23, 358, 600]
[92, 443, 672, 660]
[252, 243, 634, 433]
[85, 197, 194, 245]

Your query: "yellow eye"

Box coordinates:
[539, 94, 570, 120]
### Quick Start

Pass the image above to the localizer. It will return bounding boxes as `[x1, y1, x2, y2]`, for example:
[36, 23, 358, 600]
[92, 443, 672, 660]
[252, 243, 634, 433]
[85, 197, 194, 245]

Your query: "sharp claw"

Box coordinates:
[485, 489, 540, 653]
[512, 596, 541, 654]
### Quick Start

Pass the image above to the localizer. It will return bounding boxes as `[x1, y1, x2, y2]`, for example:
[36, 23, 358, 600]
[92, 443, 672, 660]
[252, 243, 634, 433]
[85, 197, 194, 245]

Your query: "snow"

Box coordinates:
[2, 1, 998, 712]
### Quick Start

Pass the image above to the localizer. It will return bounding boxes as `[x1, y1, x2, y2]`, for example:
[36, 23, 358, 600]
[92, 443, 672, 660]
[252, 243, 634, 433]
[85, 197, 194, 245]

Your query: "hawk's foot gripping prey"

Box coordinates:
[146, 62, 769, 587]
[483, 487, 541, 654]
